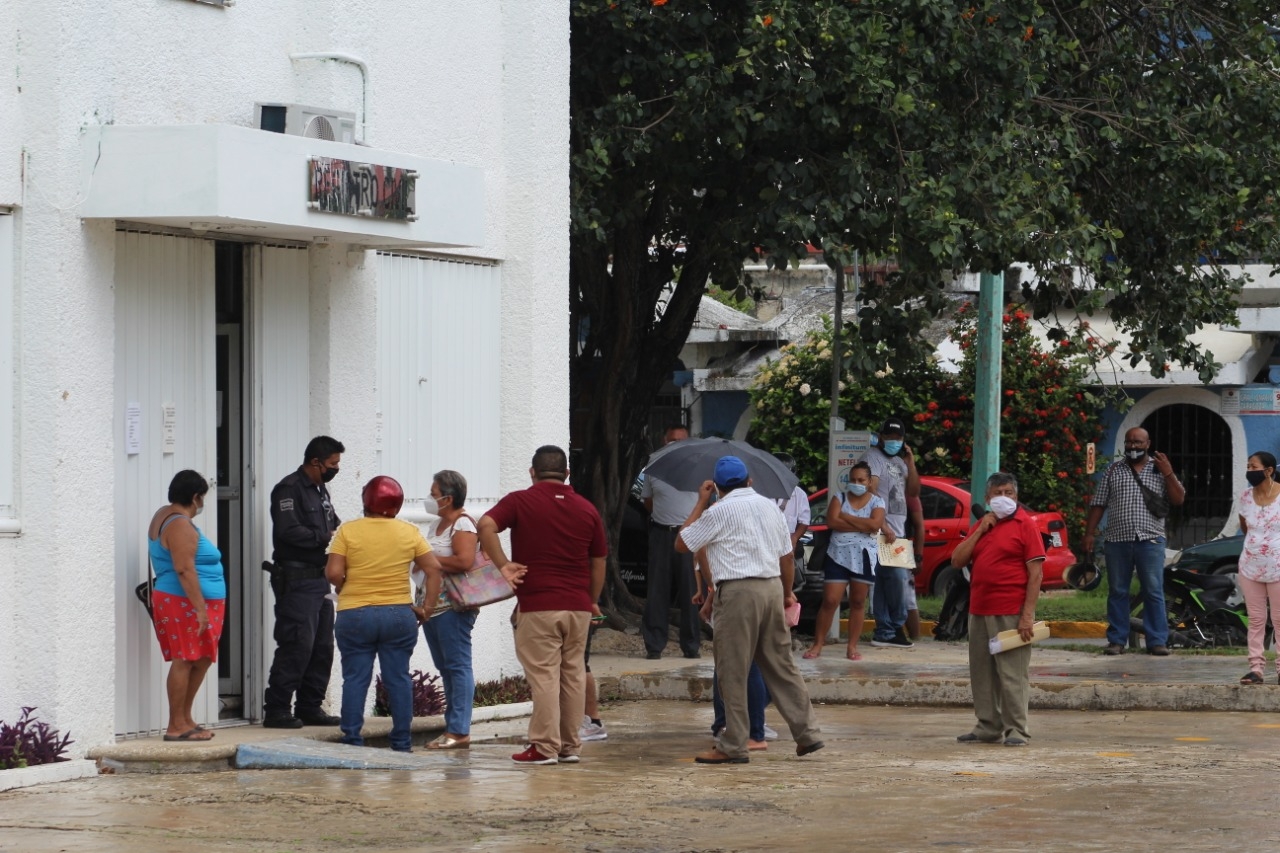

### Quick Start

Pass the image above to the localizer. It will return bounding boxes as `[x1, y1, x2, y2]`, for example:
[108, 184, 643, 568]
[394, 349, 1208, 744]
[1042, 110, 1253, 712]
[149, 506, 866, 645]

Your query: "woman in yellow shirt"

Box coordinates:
[326, 476, 442, 752]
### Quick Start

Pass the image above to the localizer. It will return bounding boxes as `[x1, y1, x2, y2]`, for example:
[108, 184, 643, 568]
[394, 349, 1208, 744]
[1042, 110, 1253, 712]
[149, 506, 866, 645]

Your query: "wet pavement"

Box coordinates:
[4, 698, 1280, 852]
[81, 637, 1280, 776]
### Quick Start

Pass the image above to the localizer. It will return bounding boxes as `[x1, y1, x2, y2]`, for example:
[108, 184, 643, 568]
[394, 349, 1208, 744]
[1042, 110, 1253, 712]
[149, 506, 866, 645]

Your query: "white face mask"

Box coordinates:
[422, 496, 440, 516]
[989, 495, 1017, 519]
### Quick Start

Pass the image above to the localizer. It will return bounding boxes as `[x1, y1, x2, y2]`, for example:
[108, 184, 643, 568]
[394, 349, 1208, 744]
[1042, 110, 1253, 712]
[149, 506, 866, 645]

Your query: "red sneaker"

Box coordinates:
[510, 745, 556, 765]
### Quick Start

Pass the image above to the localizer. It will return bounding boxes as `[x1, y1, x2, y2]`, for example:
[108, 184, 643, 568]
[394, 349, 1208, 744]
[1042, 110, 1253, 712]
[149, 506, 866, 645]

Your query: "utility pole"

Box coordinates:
[970, 271, 1003, 497]
[830, 260, 844, 431]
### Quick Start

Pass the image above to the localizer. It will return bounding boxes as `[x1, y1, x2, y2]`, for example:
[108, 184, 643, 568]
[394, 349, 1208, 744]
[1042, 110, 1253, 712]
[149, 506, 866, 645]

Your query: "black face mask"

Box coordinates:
[1246, 470, 1269, 488]
[320, 466, 339, 483]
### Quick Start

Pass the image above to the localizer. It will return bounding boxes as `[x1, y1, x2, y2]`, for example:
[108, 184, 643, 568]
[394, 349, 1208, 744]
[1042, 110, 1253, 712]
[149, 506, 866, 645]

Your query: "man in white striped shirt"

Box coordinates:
[677, 455, 824, 765]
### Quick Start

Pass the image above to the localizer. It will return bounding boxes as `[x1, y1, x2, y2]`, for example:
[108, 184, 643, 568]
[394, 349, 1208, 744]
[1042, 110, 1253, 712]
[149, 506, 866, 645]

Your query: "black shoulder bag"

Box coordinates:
[1126, 463, 1170, 519]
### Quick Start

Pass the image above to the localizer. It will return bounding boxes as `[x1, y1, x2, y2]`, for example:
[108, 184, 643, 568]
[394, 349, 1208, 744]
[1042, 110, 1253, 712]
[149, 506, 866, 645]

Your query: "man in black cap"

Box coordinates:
[262, 435, 345, 728]
[858, 417, 920, 648]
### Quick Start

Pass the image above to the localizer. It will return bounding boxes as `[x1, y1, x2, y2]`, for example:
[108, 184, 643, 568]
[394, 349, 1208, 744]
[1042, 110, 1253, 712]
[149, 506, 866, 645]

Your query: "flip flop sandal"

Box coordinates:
[426, 734, 471, 750]
[163, 728, 214, 742]
[1240, 671, 1264, 685]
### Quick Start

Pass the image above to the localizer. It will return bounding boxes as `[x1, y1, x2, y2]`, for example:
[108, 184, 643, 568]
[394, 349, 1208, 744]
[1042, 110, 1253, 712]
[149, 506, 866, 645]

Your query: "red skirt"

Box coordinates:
[151, 591, 225, 662]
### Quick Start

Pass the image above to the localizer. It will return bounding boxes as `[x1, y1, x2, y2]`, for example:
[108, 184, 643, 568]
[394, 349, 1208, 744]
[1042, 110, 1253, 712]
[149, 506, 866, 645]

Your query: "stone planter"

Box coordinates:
[0, 759, 98, 792]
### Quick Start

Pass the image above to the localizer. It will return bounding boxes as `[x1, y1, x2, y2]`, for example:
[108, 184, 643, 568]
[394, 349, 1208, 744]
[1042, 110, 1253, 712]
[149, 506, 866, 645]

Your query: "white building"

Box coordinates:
[0, 0, 569, 750]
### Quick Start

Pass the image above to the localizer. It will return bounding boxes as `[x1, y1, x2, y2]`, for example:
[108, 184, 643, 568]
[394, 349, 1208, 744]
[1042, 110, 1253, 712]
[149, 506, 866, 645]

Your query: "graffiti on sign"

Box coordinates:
[308, 157, 418, 221]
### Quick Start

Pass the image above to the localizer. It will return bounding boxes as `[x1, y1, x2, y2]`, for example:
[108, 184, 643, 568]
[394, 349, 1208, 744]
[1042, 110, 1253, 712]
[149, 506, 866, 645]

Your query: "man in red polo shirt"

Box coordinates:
[478, 445, 607, 765]
[948, 471, 1044, 747]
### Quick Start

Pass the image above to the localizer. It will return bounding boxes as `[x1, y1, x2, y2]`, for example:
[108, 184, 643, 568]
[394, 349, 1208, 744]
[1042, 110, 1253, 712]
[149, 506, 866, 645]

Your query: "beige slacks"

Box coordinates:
[714, 577, 822, 759]
[514, 609, 590, 759]
[967, 613, 1032, 741]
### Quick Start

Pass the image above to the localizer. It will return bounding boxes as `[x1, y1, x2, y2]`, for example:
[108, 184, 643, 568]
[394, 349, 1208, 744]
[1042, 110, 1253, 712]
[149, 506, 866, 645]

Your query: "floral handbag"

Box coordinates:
[442, 519, 516, 611]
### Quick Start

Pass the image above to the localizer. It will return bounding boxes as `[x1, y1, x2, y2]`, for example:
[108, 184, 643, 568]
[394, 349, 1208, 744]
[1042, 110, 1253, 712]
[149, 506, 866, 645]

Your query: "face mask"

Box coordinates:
[1246, 470, 1269, 488]
[321, 466, 339, 483]
[848, 483, 868, 496]
[422, 496, 439, 515]
[1124, 449, 1147, 462]
[989, 495, 1017, 519]
[882, 440, 903, 456]
[193, 501, 204, 517]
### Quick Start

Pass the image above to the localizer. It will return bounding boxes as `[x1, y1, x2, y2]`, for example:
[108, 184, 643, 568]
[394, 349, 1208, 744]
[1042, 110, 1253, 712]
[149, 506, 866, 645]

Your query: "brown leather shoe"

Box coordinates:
[1103, 643, 1125, 656]
[1148, 645, 1171, 656]
[694, 749, 748, 765]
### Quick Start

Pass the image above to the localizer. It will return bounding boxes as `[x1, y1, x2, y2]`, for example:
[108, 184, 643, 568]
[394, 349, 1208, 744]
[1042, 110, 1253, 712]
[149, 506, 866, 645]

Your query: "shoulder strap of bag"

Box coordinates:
[1124, 462, 1165, 512]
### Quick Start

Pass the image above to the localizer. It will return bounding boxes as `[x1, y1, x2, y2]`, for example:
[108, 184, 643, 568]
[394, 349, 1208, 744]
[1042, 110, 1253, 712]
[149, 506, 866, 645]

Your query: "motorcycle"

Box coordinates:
[1129, 565, 1270, 649]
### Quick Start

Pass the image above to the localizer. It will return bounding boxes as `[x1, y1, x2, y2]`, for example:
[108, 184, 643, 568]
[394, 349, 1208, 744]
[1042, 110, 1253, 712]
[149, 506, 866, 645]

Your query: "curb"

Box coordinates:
[600, 671, 1280, 713]
[839, 619, 1108, 639]
[0, 759, 99, 792]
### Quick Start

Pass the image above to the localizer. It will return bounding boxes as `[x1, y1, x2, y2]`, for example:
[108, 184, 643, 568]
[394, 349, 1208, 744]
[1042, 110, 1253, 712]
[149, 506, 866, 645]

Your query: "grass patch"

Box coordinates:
[917, 588, 1111, 623]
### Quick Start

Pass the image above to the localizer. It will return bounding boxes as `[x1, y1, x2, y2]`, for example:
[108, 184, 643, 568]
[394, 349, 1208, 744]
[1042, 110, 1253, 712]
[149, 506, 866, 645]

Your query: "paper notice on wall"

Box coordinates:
[125, 403, 142, 455]
[1220, 388, 1241, 416]
[161, 404, 177, 454]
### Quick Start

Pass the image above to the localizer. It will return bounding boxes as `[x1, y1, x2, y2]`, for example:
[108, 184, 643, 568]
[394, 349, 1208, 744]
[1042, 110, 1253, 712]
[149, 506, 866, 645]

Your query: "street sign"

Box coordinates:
[828, 430, 873, 493]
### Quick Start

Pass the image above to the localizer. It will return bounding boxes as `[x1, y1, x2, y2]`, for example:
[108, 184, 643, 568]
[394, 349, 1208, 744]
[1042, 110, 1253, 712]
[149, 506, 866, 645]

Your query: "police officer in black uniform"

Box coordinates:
[262, 435, 346, 728]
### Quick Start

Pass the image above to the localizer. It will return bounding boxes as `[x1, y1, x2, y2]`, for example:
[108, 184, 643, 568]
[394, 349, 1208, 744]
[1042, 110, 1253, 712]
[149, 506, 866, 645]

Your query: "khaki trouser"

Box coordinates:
[514, 610, 590, 759]
[967, 614, 1032, 741]
[714, 577, 822, 759]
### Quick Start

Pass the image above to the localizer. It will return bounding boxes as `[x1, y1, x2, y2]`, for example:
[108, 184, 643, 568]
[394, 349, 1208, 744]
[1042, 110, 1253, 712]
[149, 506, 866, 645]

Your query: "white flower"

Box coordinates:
[838, 381, 847, 391]
[874, 370, 887, 379]
[799, 383, 812, 396]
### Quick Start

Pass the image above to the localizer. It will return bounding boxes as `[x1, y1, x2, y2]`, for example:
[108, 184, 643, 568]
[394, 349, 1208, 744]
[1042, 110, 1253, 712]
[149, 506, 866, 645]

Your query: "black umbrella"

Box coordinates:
[642, 438, 799, 501]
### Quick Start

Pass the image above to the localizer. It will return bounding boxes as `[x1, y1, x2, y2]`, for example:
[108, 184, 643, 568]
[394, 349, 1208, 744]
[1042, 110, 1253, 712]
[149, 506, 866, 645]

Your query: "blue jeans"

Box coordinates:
[422, 608, 478, 736]
[711, 663, 770, 741]
[334, 604, 420, 751]
[872, 565, 908, 640]
[1104, 538, 1167, 648]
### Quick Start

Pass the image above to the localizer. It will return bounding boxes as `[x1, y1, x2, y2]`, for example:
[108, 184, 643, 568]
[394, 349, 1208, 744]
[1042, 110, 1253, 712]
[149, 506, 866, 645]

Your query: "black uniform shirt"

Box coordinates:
[270, 467, 340, 567]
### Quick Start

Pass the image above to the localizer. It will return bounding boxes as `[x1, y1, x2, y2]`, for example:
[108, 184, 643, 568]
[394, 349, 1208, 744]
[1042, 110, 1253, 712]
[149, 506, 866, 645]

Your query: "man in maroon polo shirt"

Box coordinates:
[948, 471, 1044, 747]
[478, 445, 607, 765]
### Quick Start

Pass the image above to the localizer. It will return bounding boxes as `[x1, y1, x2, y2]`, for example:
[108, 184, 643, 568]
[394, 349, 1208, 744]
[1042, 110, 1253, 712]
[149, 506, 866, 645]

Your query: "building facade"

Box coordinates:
[0, 0, 569, 749]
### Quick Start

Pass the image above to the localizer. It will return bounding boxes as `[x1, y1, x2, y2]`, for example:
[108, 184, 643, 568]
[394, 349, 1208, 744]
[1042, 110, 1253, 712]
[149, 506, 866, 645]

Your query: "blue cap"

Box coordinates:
[714, 455, 749, 488]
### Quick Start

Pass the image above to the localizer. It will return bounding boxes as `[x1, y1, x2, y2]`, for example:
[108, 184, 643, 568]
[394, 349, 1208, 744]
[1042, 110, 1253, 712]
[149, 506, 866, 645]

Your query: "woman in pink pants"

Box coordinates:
[1236, 451, 1280, 685]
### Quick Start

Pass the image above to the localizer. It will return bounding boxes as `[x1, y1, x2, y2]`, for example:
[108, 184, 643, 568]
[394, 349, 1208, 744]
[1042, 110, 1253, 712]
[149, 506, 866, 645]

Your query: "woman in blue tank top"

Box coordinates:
[146, 470, 225, 742]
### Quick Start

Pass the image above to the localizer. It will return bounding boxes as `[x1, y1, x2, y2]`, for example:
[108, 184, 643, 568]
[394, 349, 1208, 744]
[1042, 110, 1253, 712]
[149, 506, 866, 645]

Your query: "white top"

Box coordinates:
[641, 474, 700, 525]
[780, 485, 811, 532]
[827, 492, 886, 572]
[428, 513, 478, 557]
[679, 488, 793, 584]
[1239, 488, 1280, 583]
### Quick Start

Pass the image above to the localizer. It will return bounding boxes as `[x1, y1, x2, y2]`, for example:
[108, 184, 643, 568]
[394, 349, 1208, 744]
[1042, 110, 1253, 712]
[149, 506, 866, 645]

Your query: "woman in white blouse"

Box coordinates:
[1237, 451, 1280, 685]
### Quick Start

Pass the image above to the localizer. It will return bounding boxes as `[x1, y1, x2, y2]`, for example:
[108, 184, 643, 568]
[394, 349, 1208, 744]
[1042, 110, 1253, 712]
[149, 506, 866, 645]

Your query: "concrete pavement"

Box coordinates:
[81, 635, 1280, 775]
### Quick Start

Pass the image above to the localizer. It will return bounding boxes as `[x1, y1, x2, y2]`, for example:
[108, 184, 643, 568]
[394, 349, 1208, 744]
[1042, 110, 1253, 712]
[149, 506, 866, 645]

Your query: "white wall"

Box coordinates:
[0, 0, 569, 747]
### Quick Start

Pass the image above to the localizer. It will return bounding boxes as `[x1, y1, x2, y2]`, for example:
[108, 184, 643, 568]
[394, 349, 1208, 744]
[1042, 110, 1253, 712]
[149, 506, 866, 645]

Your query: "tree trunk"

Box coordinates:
[570, 226, 711, 616]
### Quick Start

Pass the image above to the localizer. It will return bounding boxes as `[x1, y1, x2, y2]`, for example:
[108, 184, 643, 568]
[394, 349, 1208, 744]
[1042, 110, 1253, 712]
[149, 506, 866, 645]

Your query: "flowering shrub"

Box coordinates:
[373, 670, 446, 718]
[749, 305, 1105, 542]
[938, 304, 1107, 540]
[0, 707, 73, 769]
[748, 318, 950, 491]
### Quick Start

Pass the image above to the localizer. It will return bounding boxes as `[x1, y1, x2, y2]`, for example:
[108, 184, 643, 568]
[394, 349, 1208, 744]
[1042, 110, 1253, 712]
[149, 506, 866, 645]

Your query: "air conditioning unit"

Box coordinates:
[254, 103, 356, 144]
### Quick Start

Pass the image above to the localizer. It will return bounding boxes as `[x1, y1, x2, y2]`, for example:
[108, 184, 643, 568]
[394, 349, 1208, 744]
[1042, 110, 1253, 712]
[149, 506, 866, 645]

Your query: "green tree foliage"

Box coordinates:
[749, 305, 1107, 541]
[570, 1, 1280, 608]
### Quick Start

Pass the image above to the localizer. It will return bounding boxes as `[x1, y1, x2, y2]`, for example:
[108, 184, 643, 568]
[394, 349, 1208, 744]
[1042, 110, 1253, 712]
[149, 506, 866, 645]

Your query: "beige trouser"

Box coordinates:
[714, 577, 823, 759]
[514, 609, 590, 759]
[967, 614, 1032, 741]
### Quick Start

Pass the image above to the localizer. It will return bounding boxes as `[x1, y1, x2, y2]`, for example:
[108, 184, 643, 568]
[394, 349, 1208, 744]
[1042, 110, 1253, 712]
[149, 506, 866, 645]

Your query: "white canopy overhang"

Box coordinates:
[80, 125, 484, 249]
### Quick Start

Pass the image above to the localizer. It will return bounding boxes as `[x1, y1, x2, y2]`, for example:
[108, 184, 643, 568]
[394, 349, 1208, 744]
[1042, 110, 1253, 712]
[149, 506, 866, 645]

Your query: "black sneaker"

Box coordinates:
[870, 635, 914, 648]
[262, 715, 304, 729]
[296, 712, 341, 726]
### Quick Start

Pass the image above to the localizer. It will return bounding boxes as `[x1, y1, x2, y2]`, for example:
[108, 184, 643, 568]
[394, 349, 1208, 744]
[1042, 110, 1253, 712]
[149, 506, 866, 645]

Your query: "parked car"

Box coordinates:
[797, 477, 1076, 616]
[1164, 535, 1243, 576]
